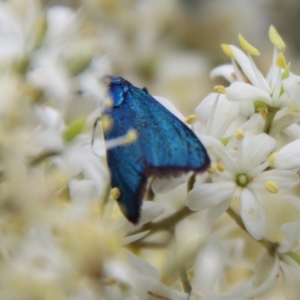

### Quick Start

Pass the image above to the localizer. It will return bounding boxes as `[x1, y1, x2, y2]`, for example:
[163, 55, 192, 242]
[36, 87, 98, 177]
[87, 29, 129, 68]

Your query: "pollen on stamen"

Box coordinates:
[185, 114, 197, 124]
[290, 106, 298, 113]
[268, 152, 277, 168]
[265, 180, 278, 193]
[238, 34, 260, 56]
[221, 44, 234, 58]
[235, 129, 245, 139]
[214, 85, 226, 94]
[125, 129, 138, 144]
[102, 115, 113, 132]
[217, 163, 225, 172]
[276, 52, 287, 69]
[104, 97, 113, 108]
[110, 187, 121, 200]
[257, 108, 267, 119]
[269, 25, 286, 51]
[208, 164, 217, 174]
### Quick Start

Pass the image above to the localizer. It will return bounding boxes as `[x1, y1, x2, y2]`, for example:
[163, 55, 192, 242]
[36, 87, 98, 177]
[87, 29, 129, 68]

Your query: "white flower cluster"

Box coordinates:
[1, 1, 300, 299]
[184, 26, 300, 299]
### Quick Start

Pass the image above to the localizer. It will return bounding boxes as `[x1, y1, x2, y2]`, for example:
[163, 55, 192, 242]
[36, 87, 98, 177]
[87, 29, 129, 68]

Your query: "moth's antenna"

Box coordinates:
[91, 116, 101, 148]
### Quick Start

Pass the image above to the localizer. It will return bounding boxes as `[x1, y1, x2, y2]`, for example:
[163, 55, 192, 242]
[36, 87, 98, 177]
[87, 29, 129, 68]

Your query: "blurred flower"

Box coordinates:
[190, 238, 279, 300]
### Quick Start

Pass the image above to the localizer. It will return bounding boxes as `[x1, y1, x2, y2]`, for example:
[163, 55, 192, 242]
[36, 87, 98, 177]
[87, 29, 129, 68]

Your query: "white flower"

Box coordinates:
[9, 227, 69, 283]
[0, 0, 40, 65]
[212, 28, 300, 133]
[103, 250, 189, 300]
[217, 43, 284, 108]
[187, 133, 299, 240]
[270, 223, 300, 299]
[190, 237, 279, 300]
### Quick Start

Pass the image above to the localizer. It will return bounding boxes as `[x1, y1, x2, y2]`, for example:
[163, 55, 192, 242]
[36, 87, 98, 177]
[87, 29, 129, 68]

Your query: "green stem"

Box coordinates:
[29, 150, 60, 166]
[179, 267, 192, 294]
[130, 176, 197, 239]
[129, 206, 194, 236]
[263, 106, 279, 134]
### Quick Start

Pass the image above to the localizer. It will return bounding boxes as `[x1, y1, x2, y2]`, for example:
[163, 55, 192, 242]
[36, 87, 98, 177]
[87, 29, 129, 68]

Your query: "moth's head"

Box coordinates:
[106, 76, 131, 107]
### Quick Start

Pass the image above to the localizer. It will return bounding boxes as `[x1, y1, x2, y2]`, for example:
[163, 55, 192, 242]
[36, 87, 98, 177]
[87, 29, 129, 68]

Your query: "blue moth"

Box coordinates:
[104, 76, 210, 224]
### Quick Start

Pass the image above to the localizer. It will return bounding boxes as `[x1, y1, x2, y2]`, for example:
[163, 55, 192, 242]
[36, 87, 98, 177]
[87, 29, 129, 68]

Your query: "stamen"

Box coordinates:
[290, 106, 298, 112]
[185, 114, 197, 124]
[105, 97, 113, 108]
[217, 163, 225, 172]
[235, 129, 245, 139]
[110, 187, 121, 200]
[238, 34, 260, 56]
[221, 44, 234, 58]
[268, 152, 277, 168]
[125, 129, 138, 144]
[276, 52, 287, 69]
[105, 129, 138, 150]
[269, 25, 286, 51]
[208, 164, 217, 174]
[214, 85, 226, 94]
[102, 115, 113, 132]
[265, 180, 278, 193]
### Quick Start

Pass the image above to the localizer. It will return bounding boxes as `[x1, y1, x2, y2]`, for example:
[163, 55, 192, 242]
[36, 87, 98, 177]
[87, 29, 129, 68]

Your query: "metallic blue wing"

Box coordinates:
[104, 77, 210, 223]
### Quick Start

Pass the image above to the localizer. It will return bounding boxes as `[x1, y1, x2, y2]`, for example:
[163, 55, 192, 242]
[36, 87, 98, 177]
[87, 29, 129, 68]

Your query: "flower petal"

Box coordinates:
[195, 93, 218, 122]
[238, 100, 255, 116]
[277, 223, 300, 253]
[186, 181, 236, 211]
[240, 188, 266, 240]
[201, 135, 236, 174]
[210, 95, 240, 138]
[210, 64, 236, 83]
[151, 174, 190, 194]
[154, 96, 185, 122]
[226, 82, 272, 105]
[270, 112, 300, 137]
[282, 74, 300, 111]
[275, 139, 300, 169]
[250, 169, 299, 190]
[246, 134, 276, 167]
[69, 179, 97, 203]
[139, 201, 165, 225]
[284, 123, 300, 140]
[229, 45, 260, 87]
[280, 255, 300, 300]
[283, 196, 300, 210]
[193, 237, 224, 297]
[206, 198, 231, 223]
[215, 253, 279, 299]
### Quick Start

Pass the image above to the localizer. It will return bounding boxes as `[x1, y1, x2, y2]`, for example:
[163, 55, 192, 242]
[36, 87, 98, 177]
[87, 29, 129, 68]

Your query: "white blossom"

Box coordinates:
[187, 133, 299, 240]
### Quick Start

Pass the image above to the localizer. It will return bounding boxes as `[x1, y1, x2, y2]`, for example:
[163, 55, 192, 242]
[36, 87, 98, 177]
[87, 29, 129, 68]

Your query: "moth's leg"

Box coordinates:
[146, 176, 156, 201]
[91, 116, 101, 149]
[187, 173, 197, 192]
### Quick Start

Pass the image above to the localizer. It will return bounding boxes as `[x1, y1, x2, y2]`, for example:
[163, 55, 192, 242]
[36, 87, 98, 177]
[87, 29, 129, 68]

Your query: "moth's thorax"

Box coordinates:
[108, 77, 131, 107]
